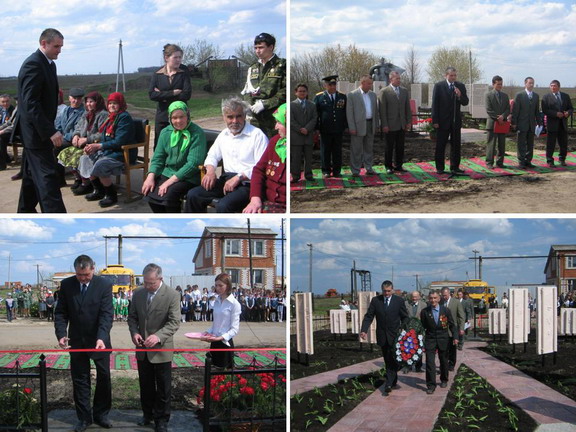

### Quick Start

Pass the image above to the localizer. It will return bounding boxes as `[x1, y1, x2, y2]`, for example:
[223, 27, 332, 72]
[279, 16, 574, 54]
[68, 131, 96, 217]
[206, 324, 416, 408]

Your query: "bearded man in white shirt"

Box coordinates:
[184, 96, 268, 213]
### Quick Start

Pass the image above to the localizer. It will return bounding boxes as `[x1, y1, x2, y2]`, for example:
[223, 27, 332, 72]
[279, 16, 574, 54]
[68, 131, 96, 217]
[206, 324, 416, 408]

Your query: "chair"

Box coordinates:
[118, 118, 150, 202]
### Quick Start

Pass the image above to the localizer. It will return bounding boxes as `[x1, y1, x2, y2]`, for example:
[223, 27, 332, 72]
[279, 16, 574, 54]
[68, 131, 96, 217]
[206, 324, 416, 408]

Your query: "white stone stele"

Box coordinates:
[537, 286, 558, 355]
[329, 309, 348, 334]
[508, 288, 530, 344]
[560, 308, 576, 336]
[295, 293, 314, 355]
[488, 309, 507, 334]
[358, 291, 378, 344]
[350, 310, 359, 334]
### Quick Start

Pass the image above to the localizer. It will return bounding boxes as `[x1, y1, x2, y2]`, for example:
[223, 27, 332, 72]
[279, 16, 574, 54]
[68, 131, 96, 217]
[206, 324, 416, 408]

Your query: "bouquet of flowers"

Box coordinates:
[417, 118, 436, 134]
[396, 317, 425, 367]
[0, 383, 40, 429]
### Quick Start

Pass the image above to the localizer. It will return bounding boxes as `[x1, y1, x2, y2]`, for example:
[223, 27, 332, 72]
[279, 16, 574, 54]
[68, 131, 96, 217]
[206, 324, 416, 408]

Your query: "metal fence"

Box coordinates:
[289, 315, 330, 335]
[201, 352, 286, 431]
[0, 354, 48, 431]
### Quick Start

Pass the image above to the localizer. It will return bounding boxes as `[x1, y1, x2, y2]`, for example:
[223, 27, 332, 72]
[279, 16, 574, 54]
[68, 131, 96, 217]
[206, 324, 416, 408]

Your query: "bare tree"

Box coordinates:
[178, 39, 224, 68]
[402, 45, 421, 85]
[233, 43, 258, 66]
[426, 46, 482, 83]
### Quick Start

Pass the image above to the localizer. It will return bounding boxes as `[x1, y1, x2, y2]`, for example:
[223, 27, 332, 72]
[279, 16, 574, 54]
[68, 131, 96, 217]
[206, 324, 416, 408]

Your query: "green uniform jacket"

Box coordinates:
[148, 121, 207, 186]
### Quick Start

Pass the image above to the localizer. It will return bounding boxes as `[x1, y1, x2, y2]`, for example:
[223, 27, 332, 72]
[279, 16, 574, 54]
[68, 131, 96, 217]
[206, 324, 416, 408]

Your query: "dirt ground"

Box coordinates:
[290, 131, 576, 213]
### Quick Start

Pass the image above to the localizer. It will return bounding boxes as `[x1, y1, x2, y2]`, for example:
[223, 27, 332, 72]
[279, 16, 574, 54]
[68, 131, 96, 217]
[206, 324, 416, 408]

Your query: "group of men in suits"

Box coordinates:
[290, 72, 412, 181]
[54, 256, 180, 432]
[484, 75, 574, 170]
[360, 281, 469, 396]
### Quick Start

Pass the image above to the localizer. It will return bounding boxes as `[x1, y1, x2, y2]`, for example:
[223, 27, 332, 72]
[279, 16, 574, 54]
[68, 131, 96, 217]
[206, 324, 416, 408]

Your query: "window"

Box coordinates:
[225, 239, 241, 256]
[226, 269, 240, 284]
[253, 269, 264, 285]
[566, 256, 576, 269]
[252, 240, 265, 256]
[204, 240, 212, 258]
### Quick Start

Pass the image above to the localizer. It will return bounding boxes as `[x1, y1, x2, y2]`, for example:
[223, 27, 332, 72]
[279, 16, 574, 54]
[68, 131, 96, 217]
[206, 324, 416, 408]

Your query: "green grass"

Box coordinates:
[110, 377, 141, 409]
[312, 297, 349, 315]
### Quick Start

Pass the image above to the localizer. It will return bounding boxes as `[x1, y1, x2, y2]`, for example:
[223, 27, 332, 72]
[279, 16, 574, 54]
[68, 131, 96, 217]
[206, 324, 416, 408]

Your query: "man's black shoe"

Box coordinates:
[561, 160, 567, 167]
[384, 386, 392, 393]
[526, 162, 536, 168]
[137, 417, 153, 426]
[440, 382, 448, 388]
[94, 417, 113, 428]
[73, 420, 91, 432]
[448, 365, 454, 372]
[451, 167, 465, 174]
[436, 170, 446, 174]
[426, 388, 435, 395]
[392, 384, 401, 390]
[11, 172, 22, 181]
[386, 168, 394, 174]
[155, 421, 168, 432]
[395, 166, 407, 172]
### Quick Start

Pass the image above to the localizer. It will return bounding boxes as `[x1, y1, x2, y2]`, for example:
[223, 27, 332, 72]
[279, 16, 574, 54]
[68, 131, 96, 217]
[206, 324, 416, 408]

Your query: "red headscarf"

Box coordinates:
[84, 91, 106, 130]
[99, 92, 128, 137]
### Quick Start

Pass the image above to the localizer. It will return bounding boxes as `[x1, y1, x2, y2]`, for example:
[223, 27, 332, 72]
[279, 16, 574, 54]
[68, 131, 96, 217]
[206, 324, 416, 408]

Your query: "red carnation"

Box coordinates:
[23, 388, 32, 395]
[239, 378, 248, 386]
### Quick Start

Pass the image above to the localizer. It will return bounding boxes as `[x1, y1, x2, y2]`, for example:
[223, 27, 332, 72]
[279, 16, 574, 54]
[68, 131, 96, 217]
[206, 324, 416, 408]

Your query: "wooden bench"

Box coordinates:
[117, 118, 150, 202]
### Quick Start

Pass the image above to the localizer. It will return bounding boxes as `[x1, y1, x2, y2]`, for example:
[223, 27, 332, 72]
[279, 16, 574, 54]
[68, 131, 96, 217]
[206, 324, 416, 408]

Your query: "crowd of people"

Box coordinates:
[290, 67, 574, 181]
[3, 29, 287, 214]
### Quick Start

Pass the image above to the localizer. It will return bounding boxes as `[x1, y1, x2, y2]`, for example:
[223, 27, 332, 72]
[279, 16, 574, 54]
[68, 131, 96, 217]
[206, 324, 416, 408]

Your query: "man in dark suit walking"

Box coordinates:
[420, 290, 458, 394]
[16, 28, 67, 213]
[541, 80, 574, 167]
[54, 255, 113, 431]
[128, 263, 180, 432]
[360, 280, 408, 393]
[512, 77, 540, 169]
[431, 66, 469, 175]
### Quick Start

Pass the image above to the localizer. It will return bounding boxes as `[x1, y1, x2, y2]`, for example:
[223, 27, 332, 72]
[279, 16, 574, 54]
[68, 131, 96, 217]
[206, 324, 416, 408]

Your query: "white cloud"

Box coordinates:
[0, 220, 54, 240]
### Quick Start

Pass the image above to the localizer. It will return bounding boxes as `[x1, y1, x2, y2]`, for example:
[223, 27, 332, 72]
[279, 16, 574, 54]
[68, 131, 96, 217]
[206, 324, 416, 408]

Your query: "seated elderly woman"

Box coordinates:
[78, 92, 135, 208]
[242, 103, 287, 213]
[57, 91, 108, 195]
[142, 101, 207, 213]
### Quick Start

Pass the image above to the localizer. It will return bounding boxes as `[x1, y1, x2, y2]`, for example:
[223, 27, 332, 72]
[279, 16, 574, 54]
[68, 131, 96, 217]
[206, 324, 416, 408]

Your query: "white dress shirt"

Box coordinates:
[361, 90, 373, 119]
[203, 123, 269, 180]
[206, 293, 241, 345]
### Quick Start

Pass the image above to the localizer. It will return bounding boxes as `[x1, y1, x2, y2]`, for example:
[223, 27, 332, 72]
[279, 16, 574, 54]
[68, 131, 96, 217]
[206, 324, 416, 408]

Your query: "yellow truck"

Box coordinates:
[462, 279, 496, 311]
[99, 265, 141, 293]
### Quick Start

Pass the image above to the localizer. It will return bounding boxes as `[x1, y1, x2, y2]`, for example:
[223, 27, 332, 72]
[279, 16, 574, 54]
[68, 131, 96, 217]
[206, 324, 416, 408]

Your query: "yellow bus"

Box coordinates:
[99, 265, 140, 293]
[462, 279, 496, 311]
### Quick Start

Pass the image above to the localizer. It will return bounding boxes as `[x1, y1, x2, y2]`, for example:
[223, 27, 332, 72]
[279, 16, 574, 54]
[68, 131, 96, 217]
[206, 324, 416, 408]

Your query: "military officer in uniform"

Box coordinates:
[313, 75, 347, 178]
[241, 33, 286, 138]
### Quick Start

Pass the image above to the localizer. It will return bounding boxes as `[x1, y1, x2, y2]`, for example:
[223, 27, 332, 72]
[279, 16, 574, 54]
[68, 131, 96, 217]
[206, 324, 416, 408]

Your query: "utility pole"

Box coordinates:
[414, 274, 419, 291]
[7, 253, 11, 291]
[478, 255, 483, 280]
[469, 49, 473, 109]
[116, 39, 126, 92]
[118, 234, 123, 265]
[307, 243, 313, 294]
[35, 264, 41, 289]
[280, 219, 285, 292]
[247, 218, 254, 290]
[472, 249, 479, 278]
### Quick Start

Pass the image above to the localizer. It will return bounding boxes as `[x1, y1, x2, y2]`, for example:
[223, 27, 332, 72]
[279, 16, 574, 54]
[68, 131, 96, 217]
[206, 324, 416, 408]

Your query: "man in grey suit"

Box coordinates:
[441, 287, 465, 371]
[346, 75, 378, 176]
[290, 83, 317, 182]
[541, 80, 574, 167]
[484, 75, 511, 169]
[379, 71, 412, 173]
[456, 289, 473, 350]
[404, 290, 427, 373]
[128, 263, 180, 432]
[512, 77, 540, 169]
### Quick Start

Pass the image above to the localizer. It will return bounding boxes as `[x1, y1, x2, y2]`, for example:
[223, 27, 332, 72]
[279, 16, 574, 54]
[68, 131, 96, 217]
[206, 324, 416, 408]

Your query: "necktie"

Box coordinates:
[413, 303, 418, 316]
[528, 92, 532, 101]
[331, 94, 335, 104]
[496, 91, 501, 104]
[449, 83, 455, 93]
[556, 93, 562, 108]
[394, 86, 400, 99]
[81, 284, 87, 297]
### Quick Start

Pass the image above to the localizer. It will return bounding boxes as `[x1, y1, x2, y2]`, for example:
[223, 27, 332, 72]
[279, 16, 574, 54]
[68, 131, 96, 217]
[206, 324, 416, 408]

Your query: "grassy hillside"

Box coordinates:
[0, 72, 237, 120]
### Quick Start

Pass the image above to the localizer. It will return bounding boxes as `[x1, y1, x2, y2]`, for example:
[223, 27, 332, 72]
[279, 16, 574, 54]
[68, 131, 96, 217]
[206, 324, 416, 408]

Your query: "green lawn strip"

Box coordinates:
[433, 364, 538, 432]
[291, 367, 386, 432]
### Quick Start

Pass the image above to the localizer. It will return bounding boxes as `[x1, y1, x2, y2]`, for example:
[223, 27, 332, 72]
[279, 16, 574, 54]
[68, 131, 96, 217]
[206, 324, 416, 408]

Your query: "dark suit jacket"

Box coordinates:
[512, 91, 540, 132]
[54, 275, 113, 359]
[15, 49, 59, 150]
[128, 283, 181, 364]
[485, 89, 510, 131]
[314, 90, 347, 134]
[420, 304, 456, 351]
[290, 98, 317, 146]
[541, 92, 574, 132]
[431, 80, 469, 130]
[361, 294, 408, 346]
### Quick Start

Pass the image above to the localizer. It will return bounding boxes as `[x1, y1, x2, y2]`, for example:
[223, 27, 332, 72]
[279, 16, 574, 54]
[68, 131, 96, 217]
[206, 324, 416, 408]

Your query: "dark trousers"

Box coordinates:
[6, 308, 13, 322]
[290, 144, 313, 180]
[54, 141, 72, 185]
[425, 338, 449, 389]
[18, 147, 67, 213]
[381, 342, 398, 388]
[0, 133, 10, 168]
[546, 126, 568, 163]
[210, 339, 234, 368]
[70, 352, 111, 423]
[154, 121, 170, 149]
[517, 131, 535, 166]
[485, 131, 506, 165]
[448, 339, 457, 368]
[184, 174, 250, 213]
[385, 129, 405, 169]
[320, 133, 343, 176]
[137, 356, 172, 423]
[435, 127, 461, 172]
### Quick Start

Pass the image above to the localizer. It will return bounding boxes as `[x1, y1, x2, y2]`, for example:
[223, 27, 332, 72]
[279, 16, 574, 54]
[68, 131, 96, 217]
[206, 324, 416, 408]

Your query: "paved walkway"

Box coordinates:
[292, 341, 576, 432]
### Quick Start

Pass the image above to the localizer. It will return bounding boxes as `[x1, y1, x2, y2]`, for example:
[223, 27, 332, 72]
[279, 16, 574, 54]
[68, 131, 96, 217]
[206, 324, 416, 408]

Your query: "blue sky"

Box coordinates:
[291, 0, 576, 86]
[290, 218, 576, 296]
[0, 0, 286, 77]
[0, 217, 285, 286]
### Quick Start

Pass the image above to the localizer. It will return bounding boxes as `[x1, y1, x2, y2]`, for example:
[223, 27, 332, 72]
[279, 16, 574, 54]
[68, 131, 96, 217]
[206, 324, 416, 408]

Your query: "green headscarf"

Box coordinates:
[272, 103, 286, 163]
[168, 101, 192, 151]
